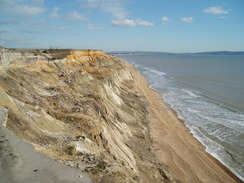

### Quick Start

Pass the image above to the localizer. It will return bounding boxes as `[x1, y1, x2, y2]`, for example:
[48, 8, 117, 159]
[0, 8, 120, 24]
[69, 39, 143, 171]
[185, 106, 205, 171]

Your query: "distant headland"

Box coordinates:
[110, 51, 244, 55]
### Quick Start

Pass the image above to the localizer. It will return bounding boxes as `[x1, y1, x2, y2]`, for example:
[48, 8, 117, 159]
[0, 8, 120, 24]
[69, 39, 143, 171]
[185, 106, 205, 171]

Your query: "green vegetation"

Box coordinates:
[96, 160, 106, 170]
[66, 146, 75, 155]
[87, 160, 107, 174]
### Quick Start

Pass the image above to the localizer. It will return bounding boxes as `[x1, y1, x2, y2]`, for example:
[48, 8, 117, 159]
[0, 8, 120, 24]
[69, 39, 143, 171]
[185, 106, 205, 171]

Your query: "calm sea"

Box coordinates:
[118, 54, 244, 181]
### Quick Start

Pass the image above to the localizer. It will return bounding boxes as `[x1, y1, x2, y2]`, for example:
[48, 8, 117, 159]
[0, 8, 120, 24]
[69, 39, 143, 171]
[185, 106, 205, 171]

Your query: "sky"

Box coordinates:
[0, 0, 244, 52]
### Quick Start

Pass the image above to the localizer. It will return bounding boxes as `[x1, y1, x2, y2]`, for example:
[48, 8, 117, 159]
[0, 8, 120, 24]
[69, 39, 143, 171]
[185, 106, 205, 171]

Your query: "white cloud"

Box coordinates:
[65, 11, 89, 22]
[181, 17, 194, 23]
[79, 0, 154, 29]
[79, 0, 128, 19]
[0, 0, 45, 16]
[49, 7, 60, 19]
[87, 24, 104, 30]
[111, 19, 154, 27]
[161, 16, 169, 23]
[204, 6, 229, 15]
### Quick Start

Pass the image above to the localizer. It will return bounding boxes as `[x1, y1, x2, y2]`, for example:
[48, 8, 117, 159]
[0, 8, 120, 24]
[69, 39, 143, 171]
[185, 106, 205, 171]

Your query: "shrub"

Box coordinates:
[66, 146, 75, 155]
[96, 160, 106, 170]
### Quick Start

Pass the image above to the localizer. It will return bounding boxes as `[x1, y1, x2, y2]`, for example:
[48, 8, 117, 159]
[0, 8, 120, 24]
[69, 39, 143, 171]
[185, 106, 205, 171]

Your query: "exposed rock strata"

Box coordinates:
[0, 47, 178, 183]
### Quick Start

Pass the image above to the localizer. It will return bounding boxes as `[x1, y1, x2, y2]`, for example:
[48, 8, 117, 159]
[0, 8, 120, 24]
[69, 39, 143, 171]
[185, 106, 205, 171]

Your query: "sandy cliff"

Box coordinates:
[0, 47, 178, 183]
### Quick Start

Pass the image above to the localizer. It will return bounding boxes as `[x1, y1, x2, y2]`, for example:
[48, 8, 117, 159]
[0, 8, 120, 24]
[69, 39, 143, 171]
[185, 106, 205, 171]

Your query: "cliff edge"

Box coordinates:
[0, 47, 178, 183]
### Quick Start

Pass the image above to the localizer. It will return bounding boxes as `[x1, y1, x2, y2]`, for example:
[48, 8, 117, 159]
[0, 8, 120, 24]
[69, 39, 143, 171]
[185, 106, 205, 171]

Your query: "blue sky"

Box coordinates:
[0, 0, 244, 52]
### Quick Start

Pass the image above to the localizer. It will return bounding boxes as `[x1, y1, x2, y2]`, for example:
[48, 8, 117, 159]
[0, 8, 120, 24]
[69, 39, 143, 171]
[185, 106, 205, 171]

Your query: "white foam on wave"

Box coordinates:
[181, 89, 201, 98]
[123, 58, 244, 181]
[186, 124, 244, 181]
[197, 112, 244, 133]
[143, 67, 166, 76]
[165, 88, 244, 180]
[149, 81, 158, 88]
[138, 65, 244, 181]
[187, 108, 199, 114]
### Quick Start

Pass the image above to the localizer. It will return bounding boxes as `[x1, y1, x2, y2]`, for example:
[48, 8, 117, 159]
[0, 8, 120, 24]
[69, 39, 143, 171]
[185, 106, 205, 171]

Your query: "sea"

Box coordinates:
[118, 54, 244, 181]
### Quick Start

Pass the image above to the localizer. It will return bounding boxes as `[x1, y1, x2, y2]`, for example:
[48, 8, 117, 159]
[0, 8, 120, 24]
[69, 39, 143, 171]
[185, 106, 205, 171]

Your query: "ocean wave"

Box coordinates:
[181, 89, 201, 98]
[132, 63, 244, 181]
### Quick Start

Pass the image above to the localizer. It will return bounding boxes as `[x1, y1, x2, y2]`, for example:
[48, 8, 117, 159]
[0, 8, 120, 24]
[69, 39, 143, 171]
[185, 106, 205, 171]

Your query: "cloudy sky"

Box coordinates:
[0, 0, 244, 52]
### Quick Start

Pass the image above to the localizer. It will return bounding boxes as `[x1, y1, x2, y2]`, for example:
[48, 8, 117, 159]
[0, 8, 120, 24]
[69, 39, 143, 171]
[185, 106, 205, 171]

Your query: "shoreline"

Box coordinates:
[131, 67, 242, 183]
[148, 79, 244, 182]
[0, 48, 241, 182]
[165, 98, 242, 182]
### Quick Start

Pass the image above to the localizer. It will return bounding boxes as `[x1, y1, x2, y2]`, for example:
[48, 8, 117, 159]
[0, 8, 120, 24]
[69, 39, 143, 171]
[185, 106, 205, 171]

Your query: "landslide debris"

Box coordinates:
[0, 47, 178, 183]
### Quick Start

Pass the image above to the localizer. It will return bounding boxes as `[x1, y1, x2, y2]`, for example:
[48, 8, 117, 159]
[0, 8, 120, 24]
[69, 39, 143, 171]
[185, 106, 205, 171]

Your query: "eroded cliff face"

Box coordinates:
[0, 47, 178, 183]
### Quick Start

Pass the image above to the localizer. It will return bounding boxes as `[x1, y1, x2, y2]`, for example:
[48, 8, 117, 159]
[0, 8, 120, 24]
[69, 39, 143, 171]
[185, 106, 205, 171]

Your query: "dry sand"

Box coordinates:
[132, 70, 242, 183]
[0, 55, 242, 183]
[0, 107, 92, 183]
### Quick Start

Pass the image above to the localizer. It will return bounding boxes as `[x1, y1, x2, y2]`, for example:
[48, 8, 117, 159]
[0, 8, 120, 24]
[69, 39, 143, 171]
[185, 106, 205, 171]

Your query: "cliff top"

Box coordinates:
[0, 47, 106, 64]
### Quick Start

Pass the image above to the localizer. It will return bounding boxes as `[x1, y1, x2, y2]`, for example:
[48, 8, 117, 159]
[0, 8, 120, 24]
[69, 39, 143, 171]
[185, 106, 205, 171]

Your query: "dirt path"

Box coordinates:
[0, 107, 92, 183]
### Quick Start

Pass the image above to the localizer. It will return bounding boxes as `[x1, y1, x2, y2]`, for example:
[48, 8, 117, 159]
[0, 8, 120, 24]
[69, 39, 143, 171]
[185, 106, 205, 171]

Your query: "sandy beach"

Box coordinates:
[0, 107, 92, 183]
[132, 69, 242, 183]
[0, 48, 242, 183]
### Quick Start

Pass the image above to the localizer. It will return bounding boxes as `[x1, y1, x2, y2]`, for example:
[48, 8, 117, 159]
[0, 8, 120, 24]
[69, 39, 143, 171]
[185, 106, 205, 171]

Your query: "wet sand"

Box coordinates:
[0, 107, 92, 183]
[132, 69, 242, 183]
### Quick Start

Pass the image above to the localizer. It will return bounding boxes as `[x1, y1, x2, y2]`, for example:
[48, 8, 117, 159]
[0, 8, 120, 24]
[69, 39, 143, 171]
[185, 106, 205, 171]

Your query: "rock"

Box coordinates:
[33, 106, 41, 111]
[0, 47, 178, 183]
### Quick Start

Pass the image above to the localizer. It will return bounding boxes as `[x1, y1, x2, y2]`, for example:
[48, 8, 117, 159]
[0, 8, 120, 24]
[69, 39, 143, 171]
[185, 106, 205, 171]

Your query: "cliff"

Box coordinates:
[0, 47, 178, 183]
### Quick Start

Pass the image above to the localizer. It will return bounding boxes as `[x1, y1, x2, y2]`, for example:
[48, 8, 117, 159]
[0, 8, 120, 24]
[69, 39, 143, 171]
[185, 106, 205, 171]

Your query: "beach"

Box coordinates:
[0, 48, 242, 183]
[131, 68, 242, 183]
